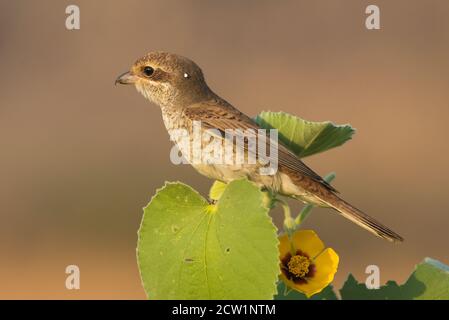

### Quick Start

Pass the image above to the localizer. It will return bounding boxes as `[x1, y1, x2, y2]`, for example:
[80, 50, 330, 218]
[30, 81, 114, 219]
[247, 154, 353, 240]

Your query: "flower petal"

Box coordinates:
[278, 234, 291, 258]
[309, 248, 339, 289]
[283, 248, 339, 298]
[288, 277, 326, 298]
[292, 230, 325, 258]
[278, 231, 339, 298]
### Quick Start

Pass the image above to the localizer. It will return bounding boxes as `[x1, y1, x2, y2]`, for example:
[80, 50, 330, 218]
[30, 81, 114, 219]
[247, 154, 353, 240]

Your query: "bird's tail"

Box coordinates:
[320, 193, 404, 243]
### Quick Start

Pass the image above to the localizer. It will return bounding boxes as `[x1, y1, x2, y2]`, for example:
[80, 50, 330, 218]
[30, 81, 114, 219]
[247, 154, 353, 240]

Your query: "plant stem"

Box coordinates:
[276, 198, 297, 255]
[277, 198, 293, 233]
[278, 172, 336, 255]
[294, 203, 314, 226]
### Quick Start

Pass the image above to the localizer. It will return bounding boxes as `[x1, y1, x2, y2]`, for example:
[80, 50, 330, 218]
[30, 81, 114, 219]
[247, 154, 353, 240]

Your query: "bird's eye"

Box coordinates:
[142, 66, 154, 77]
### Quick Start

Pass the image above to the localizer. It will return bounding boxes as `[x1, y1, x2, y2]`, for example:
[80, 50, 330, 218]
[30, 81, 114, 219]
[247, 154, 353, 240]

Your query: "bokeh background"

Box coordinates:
[1, 0, 448, 299]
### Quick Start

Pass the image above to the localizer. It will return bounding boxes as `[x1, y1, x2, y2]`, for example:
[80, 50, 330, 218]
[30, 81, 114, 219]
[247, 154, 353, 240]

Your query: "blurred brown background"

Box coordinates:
[0, 0, 448, 299]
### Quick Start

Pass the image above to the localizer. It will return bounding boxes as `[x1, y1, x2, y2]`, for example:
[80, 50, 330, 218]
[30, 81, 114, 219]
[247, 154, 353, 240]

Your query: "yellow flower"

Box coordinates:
[279, 230, 339, 298]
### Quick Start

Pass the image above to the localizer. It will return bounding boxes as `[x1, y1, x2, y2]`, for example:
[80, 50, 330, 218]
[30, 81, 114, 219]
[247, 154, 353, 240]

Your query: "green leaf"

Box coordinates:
[408, 258, 449, 300]
[340, 258, 449, 300]
[209, 180, 227, 201]
[274, 282, 338, 300]
[254, 111, 355, 158]
[210, 180, 275, 209]
[339, 274, 404, 300]
[137, 179, 279, 299]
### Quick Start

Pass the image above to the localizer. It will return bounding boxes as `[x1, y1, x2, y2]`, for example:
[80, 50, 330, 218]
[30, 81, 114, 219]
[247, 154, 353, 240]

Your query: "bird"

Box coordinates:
[116, 51, 403, 243]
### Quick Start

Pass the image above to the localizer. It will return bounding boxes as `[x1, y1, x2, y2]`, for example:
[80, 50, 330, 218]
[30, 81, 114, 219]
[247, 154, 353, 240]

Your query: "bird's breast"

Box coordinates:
[161, 108, 189, 132]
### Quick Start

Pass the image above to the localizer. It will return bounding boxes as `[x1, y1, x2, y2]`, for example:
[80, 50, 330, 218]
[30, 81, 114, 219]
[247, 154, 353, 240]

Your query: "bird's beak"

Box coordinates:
[115, 71, 138, 85]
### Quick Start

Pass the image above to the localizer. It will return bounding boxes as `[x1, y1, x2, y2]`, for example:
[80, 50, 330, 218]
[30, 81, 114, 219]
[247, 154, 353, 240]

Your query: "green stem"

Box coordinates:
[277, 172, 336, 255]
[276, 198, 293, 233]
[294, 203, 314, 226]
[275, 198, 297, 254]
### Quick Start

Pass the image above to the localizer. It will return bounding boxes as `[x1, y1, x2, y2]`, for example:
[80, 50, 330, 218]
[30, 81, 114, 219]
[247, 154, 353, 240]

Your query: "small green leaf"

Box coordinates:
[137, 179, 279, 299]
[274, 282, 338, 300]
[210, 180, 275, 209]
[255, 111, 355, 158]
[340, 258, 449, 300]
[209, 180, 227, 201]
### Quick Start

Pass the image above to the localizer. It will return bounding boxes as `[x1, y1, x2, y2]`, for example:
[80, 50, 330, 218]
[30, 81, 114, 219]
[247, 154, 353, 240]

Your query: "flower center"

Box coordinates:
[287, 255, 311, 278]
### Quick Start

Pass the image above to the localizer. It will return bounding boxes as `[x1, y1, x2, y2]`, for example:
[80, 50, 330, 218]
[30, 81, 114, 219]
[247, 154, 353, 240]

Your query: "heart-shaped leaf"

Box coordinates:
[137, 179, 279, 299]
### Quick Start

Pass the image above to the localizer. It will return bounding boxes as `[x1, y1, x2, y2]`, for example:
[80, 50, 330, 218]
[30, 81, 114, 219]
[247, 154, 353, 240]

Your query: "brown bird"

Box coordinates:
[116, 51, 403, 243]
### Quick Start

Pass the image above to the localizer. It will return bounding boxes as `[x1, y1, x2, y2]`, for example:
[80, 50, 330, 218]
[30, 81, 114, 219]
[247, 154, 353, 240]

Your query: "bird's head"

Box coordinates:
[116, 51, 212, 108]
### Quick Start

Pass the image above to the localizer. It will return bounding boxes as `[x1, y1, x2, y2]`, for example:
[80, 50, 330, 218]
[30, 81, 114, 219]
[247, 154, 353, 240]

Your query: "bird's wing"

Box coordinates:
[184, 100, 337, 192]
